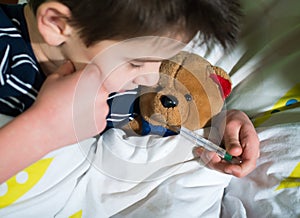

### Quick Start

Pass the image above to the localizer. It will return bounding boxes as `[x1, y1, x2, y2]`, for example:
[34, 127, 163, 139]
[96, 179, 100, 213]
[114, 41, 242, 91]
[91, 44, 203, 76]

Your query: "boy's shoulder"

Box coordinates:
[0, 3, 36, 72]
[0, 3, 24, 26]
[0, 4, 27, 41]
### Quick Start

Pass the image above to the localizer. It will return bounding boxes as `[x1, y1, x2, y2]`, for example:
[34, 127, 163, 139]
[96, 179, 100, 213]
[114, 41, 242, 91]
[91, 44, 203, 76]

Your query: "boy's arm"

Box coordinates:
[0, 61, 109, 183]
[0, 107, 56, 183]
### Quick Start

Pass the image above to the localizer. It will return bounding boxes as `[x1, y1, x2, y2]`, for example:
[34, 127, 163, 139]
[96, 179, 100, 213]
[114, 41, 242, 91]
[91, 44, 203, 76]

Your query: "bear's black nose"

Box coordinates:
[160, 95, 178, 108]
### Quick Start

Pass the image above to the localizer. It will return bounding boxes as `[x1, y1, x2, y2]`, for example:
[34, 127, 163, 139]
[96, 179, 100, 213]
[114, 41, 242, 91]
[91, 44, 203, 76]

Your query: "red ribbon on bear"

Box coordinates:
[209, 74, 232, 99]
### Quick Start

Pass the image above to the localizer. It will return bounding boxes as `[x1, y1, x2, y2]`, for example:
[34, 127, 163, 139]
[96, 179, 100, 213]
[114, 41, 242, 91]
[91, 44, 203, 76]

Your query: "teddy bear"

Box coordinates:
[126, 51, 232, 137]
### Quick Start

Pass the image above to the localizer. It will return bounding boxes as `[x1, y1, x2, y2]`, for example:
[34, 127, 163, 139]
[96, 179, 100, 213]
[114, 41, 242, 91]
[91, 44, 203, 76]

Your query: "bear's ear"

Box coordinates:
[209, 66, 232, 99]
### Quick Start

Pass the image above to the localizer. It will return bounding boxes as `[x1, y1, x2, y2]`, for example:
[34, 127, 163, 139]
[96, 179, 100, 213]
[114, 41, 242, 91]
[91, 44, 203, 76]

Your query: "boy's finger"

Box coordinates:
[194, 148, 221, 165]
[223, 125, 243, 157]
[223, 158, 256, 178]
[239, 124, 260, 159]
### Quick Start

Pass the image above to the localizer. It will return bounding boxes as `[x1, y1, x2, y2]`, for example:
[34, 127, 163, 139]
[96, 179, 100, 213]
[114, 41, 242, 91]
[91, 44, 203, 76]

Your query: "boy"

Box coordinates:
[0, 0, 259, 183]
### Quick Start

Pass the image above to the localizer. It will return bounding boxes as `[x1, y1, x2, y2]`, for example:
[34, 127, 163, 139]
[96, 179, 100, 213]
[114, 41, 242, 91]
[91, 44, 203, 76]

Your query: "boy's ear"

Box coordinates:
[36, 2, 72, 46]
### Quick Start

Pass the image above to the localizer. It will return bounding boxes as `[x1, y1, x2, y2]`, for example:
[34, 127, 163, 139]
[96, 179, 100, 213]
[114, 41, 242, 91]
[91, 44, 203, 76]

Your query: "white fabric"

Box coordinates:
[57, 128, 232, 218]
[0, 115, 231, 217]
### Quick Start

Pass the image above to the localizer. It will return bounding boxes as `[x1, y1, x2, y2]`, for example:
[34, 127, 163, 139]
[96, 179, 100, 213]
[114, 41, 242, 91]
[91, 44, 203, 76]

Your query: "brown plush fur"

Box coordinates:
[130, 51, 231, 134]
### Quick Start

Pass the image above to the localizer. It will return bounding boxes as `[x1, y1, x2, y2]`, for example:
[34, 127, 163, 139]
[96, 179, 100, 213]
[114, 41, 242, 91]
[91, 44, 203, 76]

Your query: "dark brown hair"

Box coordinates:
[28, 0, 242, 48]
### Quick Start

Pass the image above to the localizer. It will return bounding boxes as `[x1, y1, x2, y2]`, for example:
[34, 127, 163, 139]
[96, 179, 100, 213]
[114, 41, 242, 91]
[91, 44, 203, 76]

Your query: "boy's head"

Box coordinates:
[26, 0, 242, 93]
[28, 0, 242, 48]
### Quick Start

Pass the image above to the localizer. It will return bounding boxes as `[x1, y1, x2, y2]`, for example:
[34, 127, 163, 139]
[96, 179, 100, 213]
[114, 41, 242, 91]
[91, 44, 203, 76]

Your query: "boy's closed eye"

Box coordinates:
[129, 58, 164, 69]
[129, 61, 144, 68]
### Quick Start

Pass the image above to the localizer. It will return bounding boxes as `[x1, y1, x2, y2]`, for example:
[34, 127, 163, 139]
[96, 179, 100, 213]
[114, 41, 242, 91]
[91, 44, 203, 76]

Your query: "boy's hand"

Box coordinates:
[31, 61, 109, 149]
[194, 110, 260, 178]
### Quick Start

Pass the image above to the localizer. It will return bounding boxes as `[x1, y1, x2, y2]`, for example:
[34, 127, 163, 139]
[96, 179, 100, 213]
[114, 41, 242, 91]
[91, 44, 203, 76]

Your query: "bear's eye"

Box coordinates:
[184, 94, 192, 101]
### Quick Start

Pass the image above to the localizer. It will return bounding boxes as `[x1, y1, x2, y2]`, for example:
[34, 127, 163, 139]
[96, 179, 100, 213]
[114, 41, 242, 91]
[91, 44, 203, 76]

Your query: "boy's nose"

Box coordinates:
[133, 72, 160, 87]
[134, 62, 161, 86]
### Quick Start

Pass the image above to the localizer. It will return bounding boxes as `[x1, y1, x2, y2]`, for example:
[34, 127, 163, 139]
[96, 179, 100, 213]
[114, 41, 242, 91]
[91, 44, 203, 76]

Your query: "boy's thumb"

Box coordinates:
[55, 60, 75, 76]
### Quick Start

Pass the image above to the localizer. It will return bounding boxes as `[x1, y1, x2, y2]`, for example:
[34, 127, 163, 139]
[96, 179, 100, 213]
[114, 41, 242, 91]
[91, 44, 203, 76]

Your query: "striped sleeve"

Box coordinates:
[0, 5, 45, 116]
[0, 42, 40, 116]
[106, 90, 138, 129]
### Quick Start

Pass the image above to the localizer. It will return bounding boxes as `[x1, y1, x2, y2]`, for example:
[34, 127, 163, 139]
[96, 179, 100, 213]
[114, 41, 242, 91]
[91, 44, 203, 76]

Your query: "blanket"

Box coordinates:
[0, 116, 231, 217]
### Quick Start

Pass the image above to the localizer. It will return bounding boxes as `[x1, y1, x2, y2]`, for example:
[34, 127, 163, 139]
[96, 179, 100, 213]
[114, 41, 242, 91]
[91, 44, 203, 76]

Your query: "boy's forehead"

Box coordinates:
[97, 36, 187, 61]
